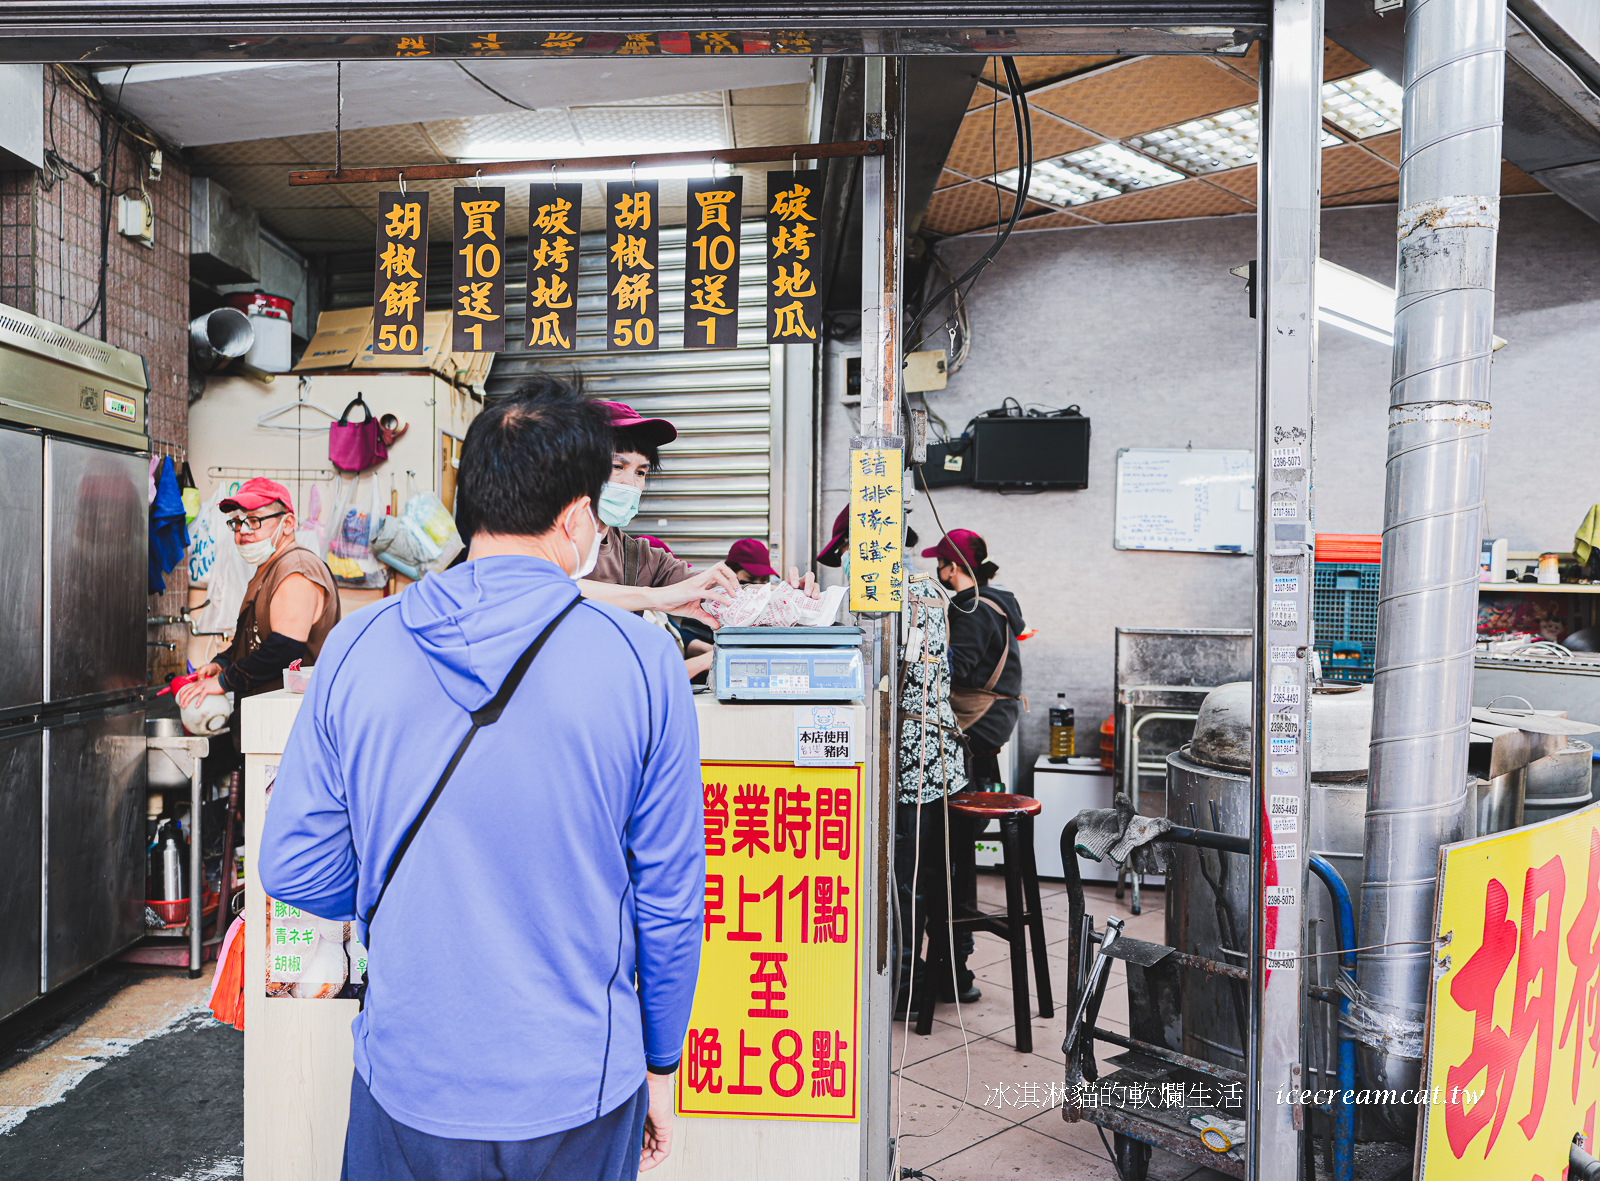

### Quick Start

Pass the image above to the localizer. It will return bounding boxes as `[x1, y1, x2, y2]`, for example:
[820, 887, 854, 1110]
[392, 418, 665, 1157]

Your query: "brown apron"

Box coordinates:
[949, 596, 1022, 734]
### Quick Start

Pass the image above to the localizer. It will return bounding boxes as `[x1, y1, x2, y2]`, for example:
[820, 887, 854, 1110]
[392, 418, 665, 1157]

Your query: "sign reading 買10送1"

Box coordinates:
[1417, 805, 1600, 1180]
[678, 762, 862, 1122]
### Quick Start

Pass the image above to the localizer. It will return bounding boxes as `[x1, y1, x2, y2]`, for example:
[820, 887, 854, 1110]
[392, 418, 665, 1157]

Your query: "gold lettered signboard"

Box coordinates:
[678, 762, 863, 1121]
[1417, 804, 1600, 1180]
[606, 180, 658, 352]
[452, 186, 505, 353]
[525, 183, 582, 352]
[683, 176, 742, 351]
[374, 191, 428, 357]
[766, 169, 821, 345]
[847, 440, 903, 613]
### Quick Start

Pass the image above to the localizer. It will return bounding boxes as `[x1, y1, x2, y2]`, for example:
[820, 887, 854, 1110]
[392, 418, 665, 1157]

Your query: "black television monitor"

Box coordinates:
[972, 414, 1091, 490]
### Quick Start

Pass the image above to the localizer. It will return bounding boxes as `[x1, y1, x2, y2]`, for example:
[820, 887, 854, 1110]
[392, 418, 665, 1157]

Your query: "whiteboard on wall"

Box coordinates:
[1114, 448, 1255, 554]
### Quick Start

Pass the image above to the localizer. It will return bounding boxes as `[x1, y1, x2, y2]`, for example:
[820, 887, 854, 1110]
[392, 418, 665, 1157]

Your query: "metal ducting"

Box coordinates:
[1357, 0, 1506, 1132]
[190, 177, 260, 286]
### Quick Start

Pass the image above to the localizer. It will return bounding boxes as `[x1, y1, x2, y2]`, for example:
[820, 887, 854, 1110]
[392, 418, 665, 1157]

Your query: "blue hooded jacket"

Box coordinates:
[258, 555, 704, 1140]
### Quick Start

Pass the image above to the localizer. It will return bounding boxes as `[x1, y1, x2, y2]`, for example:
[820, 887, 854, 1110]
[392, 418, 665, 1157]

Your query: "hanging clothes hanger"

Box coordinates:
[255, 375, 344, 434]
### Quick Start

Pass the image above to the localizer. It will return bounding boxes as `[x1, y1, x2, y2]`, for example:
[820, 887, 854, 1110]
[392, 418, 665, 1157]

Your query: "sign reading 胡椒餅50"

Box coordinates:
[1417, 806, 1600, 1180]
[765, 170, 821, 345]
[452, 186, 505, 353]
[525, 183, 582, 352]
[606, 180, 658, 352]
[374, 191, 428, 356]
[683, 176, 742, 350]
[680, 762, 863, 1121]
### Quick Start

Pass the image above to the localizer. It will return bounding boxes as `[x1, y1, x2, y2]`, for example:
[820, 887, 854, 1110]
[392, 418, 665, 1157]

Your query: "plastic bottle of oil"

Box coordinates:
[1048, 695, 1075, 762]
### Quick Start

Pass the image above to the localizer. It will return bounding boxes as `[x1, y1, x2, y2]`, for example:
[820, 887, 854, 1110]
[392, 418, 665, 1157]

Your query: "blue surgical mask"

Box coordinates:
[598, 482, 642, 528]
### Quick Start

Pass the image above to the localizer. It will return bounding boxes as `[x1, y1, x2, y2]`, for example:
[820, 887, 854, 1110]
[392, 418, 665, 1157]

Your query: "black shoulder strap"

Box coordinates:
[362, 596, 581, 939]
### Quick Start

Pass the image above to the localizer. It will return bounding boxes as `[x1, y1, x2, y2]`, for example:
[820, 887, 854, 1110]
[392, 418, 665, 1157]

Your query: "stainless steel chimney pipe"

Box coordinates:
[1356, 0, 1506, 1126]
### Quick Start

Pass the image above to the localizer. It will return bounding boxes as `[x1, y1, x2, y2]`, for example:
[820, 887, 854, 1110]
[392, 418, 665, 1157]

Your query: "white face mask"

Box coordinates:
[598, 481, 642, 528]
[566, 503, 601, 580]
[235, 517, 285, 567]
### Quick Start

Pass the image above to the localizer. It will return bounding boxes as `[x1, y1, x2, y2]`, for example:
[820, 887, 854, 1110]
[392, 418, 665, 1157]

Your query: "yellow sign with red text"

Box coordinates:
[1419, 804, 1600, 1179]
[677, 762, 863, 1121]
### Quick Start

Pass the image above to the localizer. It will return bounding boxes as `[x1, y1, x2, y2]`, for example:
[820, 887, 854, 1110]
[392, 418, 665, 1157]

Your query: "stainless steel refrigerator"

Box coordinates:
[0, 304, 152, 1021]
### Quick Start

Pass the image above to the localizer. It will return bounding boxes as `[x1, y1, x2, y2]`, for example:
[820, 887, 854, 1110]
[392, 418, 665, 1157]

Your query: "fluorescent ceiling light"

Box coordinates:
[453, 162, 722, 181]
[1128, 104, 1339, 175]
[1317, 257, 1396, 344]
[1321, 70, 1403, 139]
[994, 142, 1183, 207]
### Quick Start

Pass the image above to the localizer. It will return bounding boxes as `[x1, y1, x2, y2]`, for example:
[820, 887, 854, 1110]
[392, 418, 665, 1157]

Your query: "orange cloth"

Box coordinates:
[208, 915, 246, 1029]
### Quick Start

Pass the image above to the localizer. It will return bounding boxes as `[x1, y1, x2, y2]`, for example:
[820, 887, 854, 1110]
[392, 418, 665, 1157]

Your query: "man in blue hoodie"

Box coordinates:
[259, 379, 705, 1181]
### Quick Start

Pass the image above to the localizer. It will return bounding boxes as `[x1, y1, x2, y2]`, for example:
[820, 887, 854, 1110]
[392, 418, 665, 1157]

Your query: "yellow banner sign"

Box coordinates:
[1419, 804, 1600, 1179]
[848, 447, 903, 613]
[677, 761, 863, 1122]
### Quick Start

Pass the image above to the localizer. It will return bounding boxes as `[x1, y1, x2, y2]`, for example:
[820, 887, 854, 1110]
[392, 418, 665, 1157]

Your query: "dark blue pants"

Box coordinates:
[342, 1073, 650, 1181]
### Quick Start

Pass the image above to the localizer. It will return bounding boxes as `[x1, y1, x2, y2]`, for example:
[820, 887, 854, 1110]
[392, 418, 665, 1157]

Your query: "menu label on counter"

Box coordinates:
[848, 445, 903, 613]
[795, 705, 858, 766]
[606, 180, 659, 351]
[682, 762, 863, 1122]
[766, 170, 822, 344]
[373, 190, 429, 355]
[684, 176, 743, 350]
[525, 183, 583, 352]
[452, 185, 506, 353]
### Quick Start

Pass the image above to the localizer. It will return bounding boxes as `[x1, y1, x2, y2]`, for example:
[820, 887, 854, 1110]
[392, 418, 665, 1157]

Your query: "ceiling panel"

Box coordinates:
[983, 54, 1127, 90]
[1320, 142, 1399, 205]
[921, 181, 1048, 236]
[944, 105, 1096, 177]
[1359, 129, 1403, 165]
[1213, 39, 1368, 83]
[1029, 56, 1257, 139]
[1012, 208, 1099, 231]
[1501, 159, 1547, 194]
[1073, 178, 1254, 223]
[1205, 164, 1257, 201]
[935, 168, 969, 190]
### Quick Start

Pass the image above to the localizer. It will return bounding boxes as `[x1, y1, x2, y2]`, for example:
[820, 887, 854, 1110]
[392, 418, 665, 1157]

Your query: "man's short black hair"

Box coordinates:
[456, 377, 613, 540]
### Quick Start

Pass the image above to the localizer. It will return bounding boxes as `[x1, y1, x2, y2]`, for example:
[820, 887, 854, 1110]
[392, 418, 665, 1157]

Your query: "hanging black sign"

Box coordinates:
[606, 179, 659, 352]
[683, 175, 742, 351]
[452, 185, 506, 353]
[765, 169, 822, 344]
[525, 183, 582, 352]
[373, 190, 428, 356]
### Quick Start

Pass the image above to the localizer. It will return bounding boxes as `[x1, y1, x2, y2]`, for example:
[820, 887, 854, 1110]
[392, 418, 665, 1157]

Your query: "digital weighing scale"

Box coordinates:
[712, 626, 866, 702]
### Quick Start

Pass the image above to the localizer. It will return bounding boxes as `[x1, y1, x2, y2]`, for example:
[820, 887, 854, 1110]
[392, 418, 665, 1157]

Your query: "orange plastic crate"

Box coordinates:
[1315, 533, 1381, 564]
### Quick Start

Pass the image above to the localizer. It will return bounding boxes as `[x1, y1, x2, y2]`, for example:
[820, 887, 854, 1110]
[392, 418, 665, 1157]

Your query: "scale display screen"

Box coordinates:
[715, 647, 865, 702]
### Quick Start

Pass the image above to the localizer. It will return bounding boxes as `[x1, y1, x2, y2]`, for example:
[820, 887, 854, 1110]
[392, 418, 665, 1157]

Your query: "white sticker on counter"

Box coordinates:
[794, 705, 858, 766]
[1271, 446, 1304, 470]
[1272, 842, 1299, 861]
[1266, 886, 1298, 908]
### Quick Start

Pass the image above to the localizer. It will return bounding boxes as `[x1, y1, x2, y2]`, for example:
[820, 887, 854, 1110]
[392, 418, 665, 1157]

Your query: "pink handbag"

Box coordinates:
[328, 393, 387, 472]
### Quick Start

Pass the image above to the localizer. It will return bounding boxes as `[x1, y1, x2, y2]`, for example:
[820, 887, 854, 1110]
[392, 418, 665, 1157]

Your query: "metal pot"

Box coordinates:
[1524, 740, 1596, 825]
[146, 716, 189, 789]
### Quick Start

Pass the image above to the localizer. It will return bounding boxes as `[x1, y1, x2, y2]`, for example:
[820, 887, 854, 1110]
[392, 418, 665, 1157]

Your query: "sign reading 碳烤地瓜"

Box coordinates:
[679, 762, 862, 1121]
[525, 183, 582, 352]
[1417, 805, 1600, 1180]
[765, 170, 821, 345]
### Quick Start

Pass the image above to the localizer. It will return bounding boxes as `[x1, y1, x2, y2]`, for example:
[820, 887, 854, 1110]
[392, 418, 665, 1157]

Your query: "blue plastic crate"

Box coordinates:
[1313, 561, 1380, 683]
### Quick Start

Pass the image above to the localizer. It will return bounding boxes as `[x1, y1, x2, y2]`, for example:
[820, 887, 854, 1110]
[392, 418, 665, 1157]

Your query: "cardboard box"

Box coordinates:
[295, 307, 494, 386]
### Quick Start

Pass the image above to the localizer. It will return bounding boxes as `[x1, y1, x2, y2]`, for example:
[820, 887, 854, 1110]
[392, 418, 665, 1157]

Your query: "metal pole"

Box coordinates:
[1357, 0, 1506, 1129]
[1252, 2, 1323, 1177]
[189, 740, 203, 977]
[859, 52, 903, 1181]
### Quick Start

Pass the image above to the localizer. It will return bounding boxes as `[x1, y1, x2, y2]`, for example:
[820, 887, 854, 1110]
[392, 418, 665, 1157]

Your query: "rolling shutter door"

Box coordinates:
[487, 222, 780, 569]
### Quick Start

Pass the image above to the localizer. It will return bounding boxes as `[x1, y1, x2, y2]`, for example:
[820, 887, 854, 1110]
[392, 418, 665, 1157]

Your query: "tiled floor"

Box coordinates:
[893, 875, 1233, 1181]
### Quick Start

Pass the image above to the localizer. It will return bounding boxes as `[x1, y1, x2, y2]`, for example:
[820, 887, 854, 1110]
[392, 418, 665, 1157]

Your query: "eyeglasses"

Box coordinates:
[226, 511, 287, 534]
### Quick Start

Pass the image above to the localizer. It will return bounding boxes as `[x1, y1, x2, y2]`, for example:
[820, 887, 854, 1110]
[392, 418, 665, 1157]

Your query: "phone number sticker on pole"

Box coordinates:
[766, 169, 822, 344]
[606, 179, 658, 352]
[684, 175, 742, 350]
[525, 182, 582, 352]
[679, 762, 863, 1122]
[374, 190, 428, 356]
[452, 185, 505, 353]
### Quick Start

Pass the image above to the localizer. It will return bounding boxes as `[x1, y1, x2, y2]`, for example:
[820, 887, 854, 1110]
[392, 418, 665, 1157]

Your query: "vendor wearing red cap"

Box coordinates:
[923, 529, 1025, 783]
[178, 478, 341, 711]
[725, 538, 818, 593]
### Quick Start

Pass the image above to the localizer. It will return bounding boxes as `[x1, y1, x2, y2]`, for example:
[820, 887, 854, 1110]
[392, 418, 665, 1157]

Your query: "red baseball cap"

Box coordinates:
[815, 506, 850, 567]
[922, 528, 984, 569]
[596, 400, 677, 448]
[727, 538, 778, 579]
[220, 477, 294, 516]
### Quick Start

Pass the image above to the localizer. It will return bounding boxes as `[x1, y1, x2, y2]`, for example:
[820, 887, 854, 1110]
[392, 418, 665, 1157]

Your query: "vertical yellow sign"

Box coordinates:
[848, 448, 903, 613]
[678, 762, 863, 1122]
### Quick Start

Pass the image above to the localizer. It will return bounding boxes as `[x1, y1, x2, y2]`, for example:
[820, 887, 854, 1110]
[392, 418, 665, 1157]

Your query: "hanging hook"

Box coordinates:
[551, 160, 560, 187]
[472, 169, 483, 191]
[792, 148, 798, 172]
[397, 172, 406, 195]
[630, 160, 637, 187]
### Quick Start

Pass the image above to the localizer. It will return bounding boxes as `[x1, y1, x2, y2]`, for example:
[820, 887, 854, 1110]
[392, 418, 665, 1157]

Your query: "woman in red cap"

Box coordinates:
[179, 478, 341, 712]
